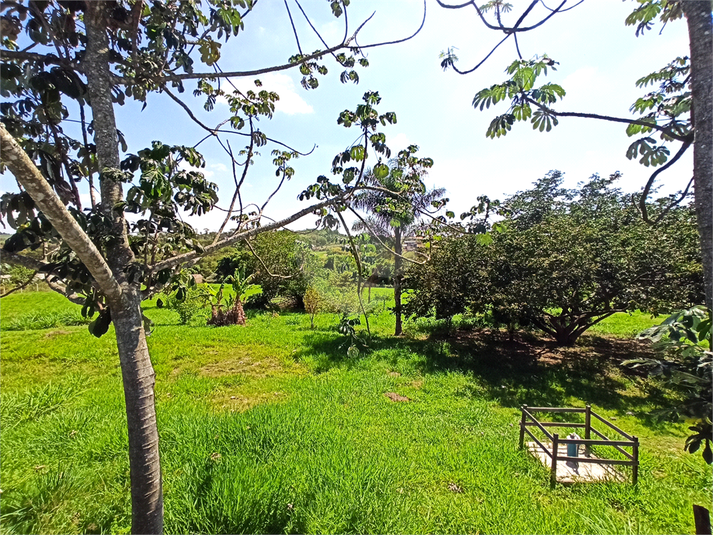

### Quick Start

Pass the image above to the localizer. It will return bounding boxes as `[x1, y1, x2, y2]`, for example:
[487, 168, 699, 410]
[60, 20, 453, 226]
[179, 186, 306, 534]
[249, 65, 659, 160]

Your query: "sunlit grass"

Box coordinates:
[0, 290, 710, 534]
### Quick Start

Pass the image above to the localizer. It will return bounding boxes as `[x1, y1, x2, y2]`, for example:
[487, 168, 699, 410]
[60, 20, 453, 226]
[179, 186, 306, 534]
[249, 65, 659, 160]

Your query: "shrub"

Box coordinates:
[303, 287, 321, 329]
[162, 286, 211, 325]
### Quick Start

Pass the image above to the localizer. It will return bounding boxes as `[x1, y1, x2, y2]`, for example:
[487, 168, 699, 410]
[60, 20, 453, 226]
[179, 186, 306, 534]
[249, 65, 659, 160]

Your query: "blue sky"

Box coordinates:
[2, 0, 693, 232]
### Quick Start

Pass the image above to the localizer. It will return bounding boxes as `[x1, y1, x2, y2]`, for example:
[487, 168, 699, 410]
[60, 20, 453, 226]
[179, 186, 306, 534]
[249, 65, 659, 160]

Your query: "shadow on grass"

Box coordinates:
[297, 326, 676, 431]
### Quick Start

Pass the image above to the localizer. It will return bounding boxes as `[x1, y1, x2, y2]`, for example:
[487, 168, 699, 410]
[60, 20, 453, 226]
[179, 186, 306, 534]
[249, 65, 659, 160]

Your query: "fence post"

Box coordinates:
[632, 435, 639, 485]
[550, 433, 559, 488]
[584, 404, 591, 457]
[519, 405, 527, 449]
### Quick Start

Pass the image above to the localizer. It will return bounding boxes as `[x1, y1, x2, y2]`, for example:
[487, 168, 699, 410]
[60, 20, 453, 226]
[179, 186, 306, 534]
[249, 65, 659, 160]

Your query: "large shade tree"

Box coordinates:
[437, 0, 712, 309]
[406, 172, 703, 346]
[350, 148, 445, 335]
[0, 1, 424, 532]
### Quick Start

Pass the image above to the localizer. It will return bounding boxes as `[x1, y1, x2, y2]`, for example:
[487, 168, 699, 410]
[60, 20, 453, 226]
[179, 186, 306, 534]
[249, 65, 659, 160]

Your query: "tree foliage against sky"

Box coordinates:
[437, 0, 712, 309]
[349, 147, 444, 335]
[0, 1, 426, 532]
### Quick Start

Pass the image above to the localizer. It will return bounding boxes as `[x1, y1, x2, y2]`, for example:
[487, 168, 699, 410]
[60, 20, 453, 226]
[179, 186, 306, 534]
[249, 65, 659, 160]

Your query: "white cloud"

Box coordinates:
[389, 133, 411, 152]
[561, 67, 603, 108]
[210, 163, 228, 173]
[219, 73, 314, 115]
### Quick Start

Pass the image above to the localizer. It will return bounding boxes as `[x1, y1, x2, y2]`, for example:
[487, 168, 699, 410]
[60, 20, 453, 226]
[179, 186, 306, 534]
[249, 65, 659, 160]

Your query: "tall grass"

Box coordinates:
[5, 310, 90, 331]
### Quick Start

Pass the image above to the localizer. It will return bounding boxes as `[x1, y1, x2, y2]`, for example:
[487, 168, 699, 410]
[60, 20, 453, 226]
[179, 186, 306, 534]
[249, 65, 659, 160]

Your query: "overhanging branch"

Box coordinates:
[0, 123, 122, 301]
[524, 97, 692, 142]
[150, 192, 352, 273]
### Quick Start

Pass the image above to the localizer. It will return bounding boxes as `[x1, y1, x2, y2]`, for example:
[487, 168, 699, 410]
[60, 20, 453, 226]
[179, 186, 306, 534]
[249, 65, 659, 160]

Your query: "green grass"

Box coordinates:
[0, 290, 710, 534]
[589, 312, 664, 338]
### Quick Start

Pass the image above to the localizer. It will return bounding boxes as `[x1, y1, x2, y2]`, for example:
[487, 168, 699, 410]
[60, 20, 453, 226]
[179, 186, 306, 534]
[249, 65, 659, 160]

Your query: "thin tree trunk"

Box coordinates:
[394, 227, 403, 336]
[110, 289, 163, 535]
[234, 298, 246, 325]
[84, 4, 163, 533]
[683, 0, 713, 309]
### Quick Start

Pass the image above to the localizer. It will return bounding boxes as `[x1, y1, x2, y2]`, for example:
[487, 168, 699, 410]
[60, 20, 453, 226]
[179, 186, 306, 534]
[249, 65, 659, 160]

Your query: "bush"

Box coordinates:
[303, 287, 321, 329]
[406, 172, 703, 346]
[161, 286, 211, 325]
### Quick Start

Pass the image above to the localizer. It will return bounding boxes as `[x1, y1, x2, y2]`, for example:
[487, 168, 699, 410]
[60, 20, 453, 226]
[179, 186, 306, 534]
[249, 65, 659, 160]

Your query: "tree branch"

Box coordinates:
[213, 135, 252, 244]
[652, 175, 694, 225]
[348, 206, 429, 265]
[1, 250, 48, 271]
[283, 0, 303, 56]
[0, 49, 83, 71]
[0, 270, 37, 298]
[0, 123, 122, 300]
[244, 238, 293, 279]
[150, 192, 353, 273]
[436, 0, 571, 34]
[524, 97, 693, 142]
[335, 207, 371, 336]
[639, 140, 692, 223]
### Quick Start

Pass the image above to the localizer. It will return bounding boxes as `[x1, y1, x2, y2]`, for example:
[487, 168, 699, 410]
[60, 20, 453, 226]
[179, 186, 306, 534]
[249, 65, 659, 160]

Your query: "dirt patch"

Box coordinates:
[385, 392, 410, 402]
[447, 329, 655, 366]
[388, 371, 401, 377]
[411, 380, 424, 389]
[200, 356, 288, 378]
[213, 390, 286, 412]
[44, 329, 73, 339]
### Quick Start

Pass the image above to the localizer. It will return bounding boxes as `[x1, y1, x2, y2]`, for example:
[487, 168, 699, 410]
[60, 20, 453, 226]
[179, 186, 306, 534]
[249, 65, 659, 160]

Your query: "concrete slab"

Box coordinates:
[526, 442, 625, 483]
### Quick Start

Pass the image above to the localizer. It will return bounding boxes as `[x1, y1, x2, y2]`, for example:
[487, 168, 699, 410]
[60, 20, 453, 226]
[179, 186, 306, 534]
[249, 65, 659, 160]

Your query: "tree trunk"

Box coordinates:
[233, 298, 246, 326]
[84, 4, 163, 533]
[394, 227, 403, 336]
[110, 289, 163, 535]
[683, 0, 713, 309]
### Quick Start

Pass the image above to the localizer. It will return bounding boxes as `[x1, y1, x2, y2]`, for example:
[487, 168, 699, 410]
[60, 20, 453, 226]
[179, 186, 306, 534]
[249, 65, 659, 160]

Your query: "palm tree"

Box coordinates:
[351, 153, 445, 335]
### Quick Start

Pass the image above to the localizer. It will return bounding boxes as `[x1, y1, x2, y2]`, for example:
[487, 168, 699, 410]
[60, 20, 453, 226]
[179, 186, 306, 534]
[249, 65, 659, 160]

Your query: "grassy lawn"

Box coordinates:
[1, 290, 710, 534]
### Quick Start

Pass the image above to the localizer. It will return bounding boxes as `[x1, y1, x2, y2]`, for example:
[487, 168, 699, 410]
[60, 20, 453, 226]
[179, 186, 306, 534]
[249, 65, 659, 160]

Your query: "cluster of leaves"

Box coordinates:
[194, 78, 280, 138]
[349, 147, 442, 250]
[206, 267, 262, 326]
[337, 313, 368, 357]
[626, 55, 692, 164]
[215, 231, 314, 308]
[299, 91, 397, 227]
[0, 263, 35, 288]
[625, 0, 682, 37]
[466, 43, 692, 171]
[160, 285, 212, 325]
[472, 56, 564, 138]
[624, 306, 712, 463]
[303, 286, 321, 328]
[405, 171, 703, 346]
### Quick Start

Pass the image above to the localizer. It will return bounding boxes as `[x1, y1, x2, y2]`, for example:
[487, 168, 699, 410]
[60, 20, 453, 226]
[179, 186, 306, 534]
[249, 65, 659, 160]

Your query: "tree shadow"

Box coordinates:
[297, 326, 678, 431]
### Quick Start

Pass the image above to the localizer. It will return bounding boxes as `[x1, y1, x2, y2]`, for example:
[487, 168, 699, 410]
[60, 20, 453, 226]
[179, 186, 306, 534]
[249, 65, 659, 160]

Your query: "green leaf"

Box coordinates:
[88, 310, 112, 338]
[476, 233, 493, 246]
[373, 163, 389, 180]
[350, 145, 365, 161]
[703, 441, 712, 464]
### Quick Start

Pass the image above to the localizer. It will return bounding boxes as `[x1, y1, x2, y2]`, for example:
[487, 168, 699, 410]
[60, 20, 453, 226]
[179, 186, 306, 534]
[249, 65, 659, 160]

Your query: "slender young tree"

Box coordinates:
[0, 2, 424, 532]
[350, 147, 445, 335]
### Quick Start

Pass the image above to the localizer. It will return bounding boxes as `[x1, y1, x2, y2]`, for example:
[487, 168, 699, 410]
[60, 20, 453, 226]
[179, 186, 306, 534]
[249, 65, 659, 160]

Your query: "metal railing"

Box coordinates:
[518, 404, 639, 487]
